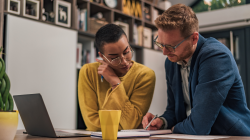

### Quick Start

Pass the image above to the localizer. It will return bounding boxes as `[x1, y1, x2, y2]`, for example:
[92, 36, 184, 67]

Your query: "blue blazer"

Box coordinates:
[162, 34, 250, 136]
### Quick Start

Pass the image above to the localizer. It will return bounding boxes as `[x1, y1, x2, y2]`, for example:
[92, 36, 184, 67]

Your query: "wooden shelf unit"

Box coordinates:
[0, 0, 165, 60]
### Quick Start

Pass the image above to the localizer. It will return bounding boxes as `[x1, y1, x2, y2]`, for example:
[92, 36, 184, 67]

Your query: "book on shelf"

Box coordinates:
[76, 43, 83, 69]
[143, 27, 152, 48]
[114, 21, 129, 40]
[137, 25, 143, 46]
[152, 8, 159, 24]
[133, 23, 138, 44]
[78, 8, 87, 31]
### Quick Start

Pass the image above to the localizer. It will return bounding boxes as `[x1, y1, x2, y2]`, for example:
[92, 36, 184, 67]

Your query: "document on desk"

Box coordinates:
[91, 131, 150, 138]
[121, 129, 172, 135]
[59, 129, 92, 135]
[151, 134, 229, 139]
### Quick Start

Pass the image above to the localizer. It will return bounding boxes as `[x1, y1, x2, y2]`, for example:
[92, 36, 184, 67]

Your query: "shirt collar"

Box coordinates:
[177, 57, 192, 67]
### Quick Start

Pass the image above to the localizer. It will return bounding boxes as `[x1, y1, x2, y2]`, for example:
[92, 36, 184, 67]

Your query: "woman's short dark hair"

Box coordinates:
[95, 24, 127, 53]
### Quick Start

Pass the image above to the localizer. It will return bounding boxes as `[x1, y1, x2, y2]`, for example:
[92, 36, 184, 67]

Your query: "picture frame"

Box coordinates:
[54, 0, 71, 27]
[114, 21, 129, 40]
[23, 0, 40, 19]
[7, 0, 21, 15]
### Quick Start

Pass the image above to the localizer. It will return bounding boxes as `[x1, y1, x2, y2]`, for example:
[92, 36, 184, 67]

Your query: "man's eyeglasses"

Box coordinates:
[154, 34, 193, 52]
[102, 47, 134, 66]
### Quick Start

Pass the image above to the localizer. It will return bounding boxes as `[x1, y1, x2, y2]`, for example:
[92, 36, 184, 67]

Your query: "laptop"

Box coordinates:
[13, 93, 90, 138]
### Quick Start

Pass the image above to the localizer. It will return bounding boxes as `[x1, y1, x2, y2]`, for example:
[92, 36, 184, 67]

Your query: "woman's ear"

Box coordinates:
[98, 52, 105, 61]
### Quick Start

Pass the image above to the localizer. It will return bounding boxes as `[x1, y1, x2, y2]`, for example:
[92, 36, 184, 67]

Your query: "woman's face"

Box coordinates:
[99, 35, 133, 77]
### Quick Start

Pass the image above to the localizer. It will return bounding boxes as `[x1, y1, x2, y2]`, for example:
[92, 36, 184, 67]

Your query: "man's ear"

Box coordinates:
[192, 32, 199, 45]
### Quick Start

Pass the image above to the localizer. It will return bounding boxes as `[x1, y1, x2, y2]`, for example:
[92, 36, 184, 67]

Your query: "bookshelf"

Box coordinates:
[0, 0, 167, 129]
[1, 0, 165, 58]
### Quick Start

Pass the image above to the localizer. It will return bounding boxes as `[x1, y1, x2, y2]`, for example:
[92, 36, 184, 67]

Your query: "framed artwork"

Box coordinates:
[23, 0, 39, 19]
[54, 0, 71, 27]
[7, 0, 20, 15]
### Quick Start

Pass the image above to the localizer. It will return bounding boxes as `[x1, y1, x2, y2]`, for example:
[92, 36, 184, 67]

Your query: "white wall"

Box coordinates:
[143, 49, 168, 116]
[5, 15, 78, 130]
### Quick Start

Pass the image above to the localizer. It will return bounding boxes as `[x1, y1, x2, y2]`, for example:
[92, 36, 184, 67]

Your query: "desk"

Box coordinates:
[14, 130, 250, 140]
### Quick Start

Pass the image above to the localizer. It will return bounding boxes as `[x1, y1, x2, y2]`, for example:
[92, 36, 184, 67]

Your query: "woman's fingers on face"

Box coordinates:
[96, 59, 108, 65]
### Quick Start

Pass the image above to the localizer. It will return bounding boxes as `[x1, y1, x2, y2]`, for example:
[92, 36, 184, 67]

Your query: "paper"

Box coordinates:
[91, 131, 150, 138]
[121, 129, 172, 135]
[151, 134, 229, 139]
[60, 129, 92, 135]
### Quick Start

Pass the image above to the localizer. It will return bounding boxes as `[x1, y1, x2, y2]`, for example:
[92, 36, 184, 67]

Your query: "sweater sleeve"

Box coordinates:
[78, 64, 100, 131]
[101, 69, 156, 130]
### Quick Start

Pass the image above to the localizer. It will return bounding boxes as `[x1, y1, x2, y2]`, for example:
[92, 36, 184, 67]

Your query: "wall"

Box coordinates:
[143, 49, 168, 116]
[5, 15, 78, 130]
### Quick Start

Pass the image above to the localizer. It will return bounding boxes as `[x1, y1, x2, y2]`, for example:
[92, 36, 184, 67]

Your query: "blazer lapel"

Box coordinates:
[189, 34, 206, 107]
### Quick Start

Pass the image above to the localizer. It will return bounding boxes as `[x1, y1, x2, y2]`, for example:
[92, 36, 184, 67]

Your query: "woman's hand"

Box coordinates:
[96, 59, 121, 89]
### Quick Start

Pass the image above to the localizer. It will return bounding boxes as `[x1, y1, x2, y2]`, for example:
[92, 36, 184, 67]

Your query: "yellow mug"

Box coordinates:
[99, 110, 121, 140]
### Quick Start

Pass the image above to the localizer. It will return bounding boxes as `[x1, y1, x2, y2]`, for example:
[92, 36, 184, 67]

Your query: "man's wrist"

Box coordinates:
[159, 117, 165, 129]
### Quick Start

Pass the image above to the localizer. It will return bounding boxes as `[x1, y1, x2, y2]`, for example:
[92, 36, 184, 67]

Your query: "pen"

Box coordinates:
[145, 114, 158, 130]
[101, 75, 103, 82]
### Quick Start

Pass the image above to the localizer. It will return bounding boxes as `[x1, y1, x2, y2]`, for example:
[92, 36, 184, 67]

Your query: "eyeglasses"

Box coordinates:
[154, 34, 193, 52]
[102, 47, 134, 66]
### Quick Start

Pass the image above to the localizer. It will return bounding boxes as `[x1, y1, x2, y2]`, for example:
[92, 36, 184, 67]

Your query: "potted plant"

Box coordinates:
[0, 46, 18, 140]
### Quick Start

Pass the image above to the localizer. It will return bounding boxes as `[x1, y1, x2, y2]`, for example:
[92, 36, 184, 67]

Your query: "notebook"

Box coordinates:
[91, 131, 150, 138]
[13, 93, 90, 138]
[121, 129, 172, 135]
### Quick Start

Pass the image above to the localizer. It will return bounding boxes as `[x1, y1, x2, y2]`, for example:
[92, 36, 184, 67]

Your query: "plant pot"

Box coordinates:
[0, 111, 18, 140]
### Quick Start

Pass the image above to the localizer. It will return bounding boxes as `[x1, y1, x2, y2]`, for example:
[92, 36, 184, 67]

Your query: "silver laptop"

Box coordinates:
[13, 93, 90, 138]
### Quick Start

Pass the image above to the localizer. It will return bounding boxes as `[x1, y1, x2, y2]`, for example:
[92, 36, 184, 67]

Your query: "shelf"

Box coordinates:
[90, 2, 111, 14]
[144, 20, 157, 30]
[78, 30, 95, 38]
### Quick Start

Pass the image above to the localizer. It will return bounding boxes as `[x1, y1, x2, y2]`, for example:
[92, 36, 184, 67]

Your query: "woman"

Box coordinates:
[78, 24, 156, 131]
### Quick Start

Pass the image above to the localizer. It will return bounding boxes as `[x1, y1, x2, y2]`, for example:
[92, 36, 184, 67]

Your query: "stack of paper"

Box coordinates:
[91, 131, 150, 138]
[121, 129, 172, 136]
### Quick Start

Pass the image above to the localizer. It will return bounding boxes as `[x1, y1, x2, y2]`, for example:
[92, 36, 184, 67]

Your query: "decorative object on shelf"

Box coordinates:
[89, 17, 108, 34]
[42, 8, 49, 21]
[158, 0, 171, 10]
[143, 27, 152, 48]
[93, 12, 103, 19]
[48, 11, 55, 22]
[7, 0, 20, 15]
[104, 0, 117, 8]
[114, 21, 129, 40]
[0, 46, 18, 140]
[143, 6, 151, 21]
[54, 0, 71, 27]
[122, 0, 142, 18]
[22, 0, 40, 19]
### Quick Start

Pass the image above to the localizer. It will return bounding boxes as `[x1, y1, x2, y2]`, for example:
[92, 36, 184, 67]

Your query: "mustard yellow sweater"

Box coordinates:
[78, 61, 156, 131]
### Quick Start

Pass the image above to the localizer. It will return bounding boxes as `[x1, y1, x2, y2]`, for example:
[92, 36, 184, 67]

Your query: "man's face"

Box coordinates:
[157, 29, 197, 62]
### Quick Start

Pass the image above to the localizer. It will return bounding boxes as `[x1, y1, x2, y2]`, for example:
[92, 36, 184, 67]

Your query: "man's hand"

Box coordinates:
[142, 113, 163, 130]
[96, 59, 120, 87]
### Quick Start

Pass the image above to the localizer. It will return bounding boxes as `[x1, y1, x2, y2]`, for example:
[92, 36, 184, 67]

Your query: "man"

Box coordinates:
[142, 3, 250, 136]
